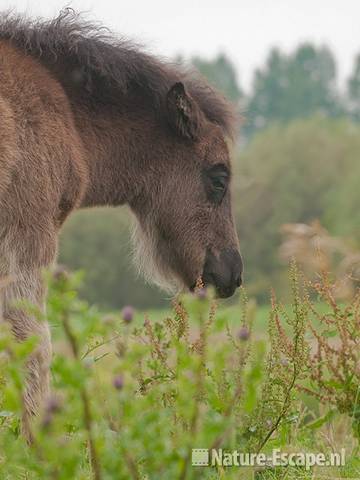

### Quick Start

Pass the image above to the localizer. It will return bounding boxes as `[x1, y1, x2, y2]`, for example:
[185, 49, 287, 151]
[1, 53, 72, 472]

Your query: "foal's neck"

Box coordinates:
[74, 104, 154, 209]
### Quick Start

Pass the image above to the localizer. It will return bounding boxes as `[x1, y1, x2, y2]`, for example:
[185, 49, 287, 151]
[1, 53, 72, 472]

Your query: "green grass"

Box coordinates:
[0, 270, 359, 479]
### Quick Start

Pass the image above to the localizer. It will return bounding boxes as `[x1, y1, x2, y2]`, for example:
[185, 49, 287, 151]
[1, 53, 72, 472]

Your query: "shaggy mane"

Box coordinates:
[0, 9, 237, 138]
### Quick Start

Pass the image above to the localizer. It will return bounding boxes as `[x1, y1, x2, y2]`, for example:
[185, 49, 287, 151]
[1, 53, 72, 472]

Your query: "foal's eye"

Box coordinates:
[203, 164, 230, 203]
[211, 176, 227, 191]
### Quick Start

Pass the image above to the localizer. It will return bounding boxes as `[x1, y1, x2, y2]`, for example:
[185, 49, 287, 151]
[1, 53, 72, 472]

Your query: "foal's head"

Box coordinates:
[132, 82, 242, 298]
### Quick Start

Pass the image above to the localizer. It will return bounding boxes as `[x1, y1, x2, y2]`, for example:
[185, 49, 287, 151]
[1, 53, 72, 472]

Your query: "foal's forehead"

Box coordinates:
[199, 126, 231, 168]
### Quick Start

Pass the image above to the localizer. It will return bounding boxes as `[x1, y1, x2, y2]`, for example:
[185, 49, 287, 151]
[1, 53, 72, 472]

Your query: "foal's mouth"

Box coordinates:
[190, 278, 240, 299]
[189, 248, 243, 299]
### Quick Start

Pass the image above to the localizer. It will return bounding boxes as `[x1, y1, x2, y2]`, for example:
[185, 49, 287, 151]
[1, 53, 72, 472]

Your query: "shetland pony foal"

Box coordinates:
[0, 11, 243, 439]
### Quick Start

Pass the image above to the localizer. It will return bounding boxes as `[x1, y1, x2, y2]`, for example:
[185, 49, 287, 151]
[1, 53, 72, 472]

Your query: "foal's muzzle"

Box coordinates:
[202, 248, 243, 298]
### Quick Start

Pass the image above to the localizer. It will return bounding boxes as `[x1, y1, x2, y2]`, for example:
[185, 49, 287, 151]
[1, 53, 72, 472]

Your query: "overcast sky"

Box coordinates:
[3, 0, 359, 91]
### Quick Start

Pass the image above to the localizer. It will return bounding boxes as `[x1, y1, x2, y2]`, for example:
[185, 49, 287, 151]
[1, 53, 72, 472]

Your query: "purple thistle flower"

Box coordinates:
[122, 305, 134, 323]
[196, 287, 207, 300]
[45, 394, 62, 414]
[237, 325, 250, 341]
[113, 374, 124, 390]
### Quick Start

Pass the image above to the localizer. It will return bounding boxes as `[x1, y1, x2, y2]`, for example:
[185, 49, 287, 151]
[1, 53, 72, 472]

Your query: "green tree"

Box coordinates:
[245, 44, 343, 135]
[235, 116, 360, 301]
[191, 52, 243, 103]
[347, 53, 360, 120]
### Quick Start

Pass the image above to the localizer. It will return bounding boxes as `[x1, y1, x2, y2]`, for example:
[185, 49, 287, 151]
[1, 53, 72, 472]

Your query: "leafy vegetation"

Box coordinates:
[0, 266, 359, 479]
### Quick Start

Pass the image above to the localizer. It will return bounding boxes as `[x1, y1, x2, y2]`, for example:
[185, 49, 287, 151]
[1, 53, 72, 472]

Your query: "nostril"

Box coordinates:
[235, 273, 242, 287]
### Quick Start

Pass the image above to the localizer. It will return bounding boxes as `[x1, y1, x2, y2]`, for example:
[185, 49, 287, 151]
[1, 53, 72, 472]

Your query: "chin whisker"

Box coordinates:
[130, 217, 184, 294]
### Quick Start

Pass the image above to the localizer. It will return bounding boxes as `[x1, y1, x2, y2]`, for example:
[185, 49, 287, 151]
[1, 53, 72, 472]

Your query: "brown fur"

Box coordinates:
[0, 9, 240, 439]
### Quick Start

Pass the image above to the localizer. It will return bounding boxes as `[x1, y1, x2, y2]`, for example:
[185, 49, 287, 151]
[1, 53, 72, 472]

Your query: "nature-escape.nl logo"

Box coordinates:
[191, 448, 346, 470]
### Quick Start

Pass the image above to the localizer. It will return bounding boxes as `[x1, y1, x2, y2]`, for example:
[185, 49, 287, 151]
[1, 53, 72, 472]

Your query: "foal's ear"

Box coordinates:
[166, 82, 201, 140]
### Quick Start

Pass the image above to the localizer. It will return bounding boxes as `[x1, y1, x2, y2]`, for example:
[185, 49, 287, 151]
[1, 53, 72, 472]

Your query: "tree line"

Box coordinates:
[191, 43, 360, 136]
